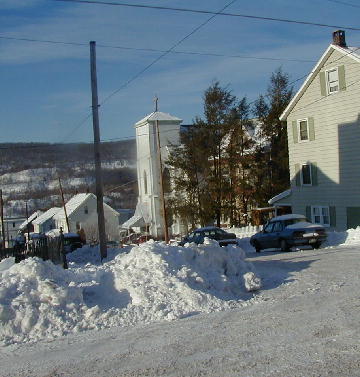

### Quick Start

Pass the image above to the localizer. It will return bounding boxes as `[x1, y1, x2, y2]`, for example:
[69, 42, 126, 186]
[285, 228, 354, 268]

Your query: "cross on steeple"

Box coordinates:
[154, 95, 159, 112]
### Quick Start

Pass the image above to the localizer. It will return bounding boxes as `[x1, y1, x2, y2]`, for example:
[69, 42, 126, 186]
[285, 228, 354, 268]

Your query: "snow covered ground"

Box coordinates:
[1, 229, 360, 376]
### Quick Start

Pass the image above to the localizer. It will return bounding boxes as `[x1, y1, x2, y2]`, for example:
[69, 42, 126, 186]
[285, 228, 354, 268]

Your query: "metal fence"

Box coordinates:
[0, 233, 68, 269]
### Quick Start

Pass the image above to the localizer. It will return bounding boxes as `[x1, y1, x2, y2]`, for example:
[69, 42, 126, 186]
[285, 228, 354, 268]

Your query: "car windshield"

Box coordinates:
[283, 217, 307, 226]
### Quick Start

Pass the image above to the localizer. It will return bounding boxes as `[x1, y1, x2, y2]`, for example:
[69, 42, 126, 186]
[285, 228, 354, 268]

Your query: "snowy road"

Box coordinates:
[1, 245, 360, 377]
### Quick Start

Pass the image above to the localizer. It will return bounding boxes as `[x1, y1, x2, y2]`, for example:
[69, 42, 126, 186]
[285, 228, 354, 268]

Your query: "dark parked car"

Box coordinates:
[179, 226, 238, 247]
[250, 214, 327, 252]
[63, 233, 83, 254]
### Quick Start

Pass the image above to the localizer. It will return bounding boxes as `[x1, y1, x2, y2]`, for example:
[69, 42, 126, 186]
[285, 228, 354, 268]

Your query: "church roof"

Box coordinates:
[135, 111, 182, 127]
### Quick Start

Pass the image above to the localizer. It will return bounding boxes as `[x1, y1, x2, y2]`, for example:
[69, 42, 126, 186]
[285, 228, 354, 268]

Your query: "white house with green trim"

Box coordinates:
[274, 30, 360, 231]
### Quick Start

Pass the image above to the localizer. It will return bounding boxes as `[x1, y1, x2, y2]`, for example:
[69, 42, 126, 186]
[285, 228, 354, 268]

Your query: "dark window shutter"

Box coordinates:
[311, 162, 318, 186]
[292, 121, 298, 143]
[308, 117, 315, 141]
[295, 164, 300, 186]
[338, 65, 346, 91]
[319, 72, 327, 96]
[306, 206, 311, 221]
[330, 206, 336, 227]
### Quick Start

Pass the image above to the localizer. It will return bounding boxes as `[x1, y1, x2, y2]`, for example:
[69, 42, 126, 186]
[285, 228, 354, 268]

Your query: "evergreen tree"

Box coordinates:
[226, 97, 255, 225]
[253, 67, 293, 206]
[198, 81, 237, 227]
[168, 82, 256, 228]
[167, 125, 213, 228]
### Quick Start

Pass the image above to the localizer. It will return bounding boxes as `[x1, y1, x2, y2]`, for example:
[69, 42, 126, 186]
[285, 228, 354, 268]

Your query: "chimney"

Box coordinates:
[333, 30, 346, 47]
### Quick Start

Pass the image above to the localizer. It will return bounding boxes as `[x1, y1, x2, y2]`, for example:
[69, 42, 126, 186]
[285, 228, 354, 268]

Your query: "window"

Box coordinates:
[301, 164, 312, 185]
[298, 119, 309, 142]
[84, 206, 88, 214]
[264, 223, 274, 233]
[272, 222, 283, 232]
[312, 206, 330, 226]
[326, 68, 339, 94]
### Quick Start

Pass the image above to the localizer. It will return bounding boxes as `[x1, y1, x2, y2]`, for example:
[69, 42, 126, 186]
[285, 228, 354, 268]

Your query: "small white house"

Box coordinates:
[0, 216, 27, 247]
[53, 193, 120, 242]
[33, 207, 60, 234]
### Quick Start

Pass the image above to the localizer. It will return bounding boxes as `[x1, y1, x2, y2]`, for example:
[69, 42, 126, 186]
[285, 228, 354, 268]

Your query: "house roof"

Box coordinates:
[121, 214, 146, 229]
[135, 111, 182, 127]
[19, 211, 43, 230]
[54, 193, 93, 220]
[268, 189, 292, 205]
[33, 207, 60, 225]
[121, 202, 150, 229]
[280, 44, 360, 121]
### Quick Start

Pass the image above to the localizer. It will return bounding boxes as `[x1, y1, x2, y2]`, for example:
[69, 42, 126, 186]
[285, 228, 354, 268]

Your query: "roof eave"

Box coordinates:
[280, 45, 335, 121]
[280, 44, 360, 121]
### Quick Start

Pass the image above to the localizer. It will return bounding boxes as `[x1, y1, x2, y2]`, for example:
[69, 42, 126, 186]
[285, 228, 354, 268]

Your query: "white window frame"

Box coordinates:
[326, 67, 339, 95]
[311, 205, 330, 227]
[301, 164, 312, 186]
[297, 118, 309, 143]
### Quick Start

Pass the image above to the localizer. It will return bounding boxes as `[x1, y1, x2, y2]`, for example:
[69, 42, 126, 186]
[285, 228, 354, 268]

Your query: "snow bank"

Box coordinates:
[0, 240, 260, 345]
[323, 226, 360, 247]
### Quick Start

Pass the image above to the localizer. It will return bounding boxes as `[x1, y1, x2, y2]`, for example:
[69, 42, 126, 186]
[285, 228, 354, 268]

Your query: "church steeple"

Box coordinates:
[133, 108, 182, 239]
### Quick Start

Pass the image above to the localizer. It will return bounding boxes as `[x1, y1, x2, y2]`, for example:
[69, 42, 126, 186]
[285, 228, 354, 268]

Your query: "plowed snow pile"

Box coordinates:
[0, 239, 260, 345]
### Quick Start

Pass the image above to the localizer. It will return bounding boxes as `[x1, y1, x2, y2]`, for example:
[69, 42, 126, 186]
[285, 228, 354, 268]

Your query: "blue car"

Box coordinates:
[250, 214, 327, 252]
[179, 226, 238, 247]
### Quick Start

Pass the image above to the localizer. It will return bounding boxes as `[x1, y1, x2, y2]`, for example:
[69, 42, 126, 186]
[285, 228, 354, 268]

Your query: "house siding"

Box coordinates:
[287, 48, 360, 230]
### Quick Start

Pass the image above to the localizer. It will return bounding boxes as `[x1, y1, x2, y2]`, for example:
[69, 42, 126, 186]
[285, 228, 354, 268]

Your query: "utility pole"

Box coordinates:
[58, 176, 70, 233]
[90, 41, 107, 260]
[154, 97, 169, 243]
[0, 190, 5, 249]
[25, 201, 30, 247]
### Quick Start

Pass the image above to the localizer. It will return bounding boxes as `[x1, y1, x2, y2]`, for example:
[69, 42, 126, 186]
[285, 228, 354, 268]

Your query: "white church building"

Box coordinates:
[122, 110, 183, 239]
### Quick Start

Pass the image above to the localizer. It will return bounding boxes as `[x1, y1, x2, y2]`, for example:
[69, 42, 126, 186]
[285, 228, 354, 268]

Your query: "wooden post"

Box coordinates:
[0, 190, 5, 249]
[155, 119, 169, 243]
[58, 176, 70, 233]
[90, 41, 107, 260]
[25, 201, 31, 250]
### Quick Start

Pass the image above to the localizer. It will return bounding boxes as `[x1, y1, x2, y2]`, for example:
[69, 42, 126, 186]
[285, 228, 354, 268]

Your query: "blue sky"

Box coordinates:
[1, 0, 360, 143]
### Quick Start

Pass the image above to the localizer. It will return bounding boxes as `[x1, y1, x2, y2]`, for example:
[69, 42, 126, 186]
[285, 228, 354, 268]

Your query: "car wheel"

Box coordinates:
[312, 242, 321, 249]
[280, 239, 289, 252]
[253, 241, 261, 253]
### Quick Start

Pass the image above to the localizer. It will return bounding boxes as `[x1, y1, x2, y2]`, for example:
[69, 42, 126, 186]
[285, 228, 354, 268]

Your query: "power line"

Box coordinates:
[54, 1, 239, 148]
[323, 0, 360, 9]
[0, 35, 316, 63]
[105, 179, 138, 193]
[288, 76, 360, 114]
[55, 0, 360, 31]
[288, 46, 360, 86]
[99, 0, 239, 106]
[2, 36, 359, 149]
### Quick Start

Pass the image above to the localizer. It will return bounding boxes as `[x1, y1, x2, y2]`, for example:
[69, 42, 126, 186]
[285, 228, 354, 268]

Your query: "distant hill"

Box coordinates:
[0, 140, 137, 217]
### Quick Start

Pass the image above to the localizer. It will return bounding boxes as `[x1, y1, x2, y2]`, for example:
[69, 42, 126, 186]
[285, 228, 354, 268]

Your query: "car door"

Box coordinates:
[271, 221, 284, 247]
[258, 222, 275, 249]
